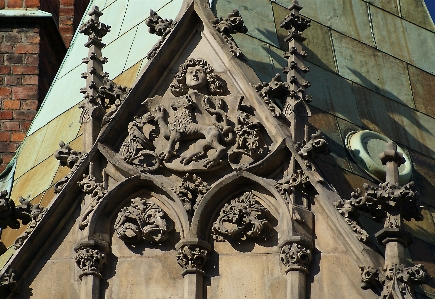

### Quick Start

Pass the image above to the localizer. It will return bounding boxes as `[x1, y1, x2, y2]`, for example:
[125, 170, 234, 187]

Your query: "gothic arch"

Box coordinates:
[86, 175, 190, 241]
[190, 171, 292, 241]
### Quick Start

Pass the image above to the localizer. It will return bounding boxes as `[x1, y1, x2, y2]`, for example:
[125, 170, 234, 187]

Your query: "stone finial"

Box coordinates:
[379, 142, 405, 184]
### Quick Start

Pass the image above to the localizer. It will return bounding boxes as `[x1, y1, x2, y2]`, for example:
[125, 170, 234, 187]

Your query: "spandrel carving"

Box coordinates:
[172, 174, 209, 216]
[119, 58, 270, 172]
[78, 174, 107, 230]
[212, 191, 272, 241]
[114, 197, 174, 244]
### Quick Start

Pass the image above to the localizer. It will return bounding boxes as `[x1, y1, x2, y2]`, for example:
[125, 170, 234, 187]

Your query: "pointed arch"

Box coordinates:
[189, 171, 293, 241]
[86, 175, 190, 240]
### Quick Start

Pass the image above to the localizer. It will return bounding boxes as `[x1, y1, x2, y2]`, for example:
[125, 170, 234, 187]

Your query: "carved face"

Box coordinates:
[185, 66, 207, 90]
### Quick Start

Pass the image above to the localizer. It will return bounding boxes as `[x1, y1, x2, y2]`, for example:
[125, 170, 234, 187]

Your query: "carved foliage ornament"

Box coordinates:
[0, 191, 40, 232]
[360, 264, 426, 299]
[54, 151, 87, 194]
[75, 245, 107, 279]
[176, 245, 208, 274]
[297, 130, 331, 160]
[146, 10, 177, 60]
[340, 182, 422, 229]
[77, 174, 107, 230]
[172, 174, 209, 215]
[119, 58, 269, 172]
[0, 268, 17, 293]
[211, 10, 247, 57]
[212, 191, 272, 241]
[14, 205, 46, 249]
[114, 197, 174, 244]
[280, 242, 312, 274]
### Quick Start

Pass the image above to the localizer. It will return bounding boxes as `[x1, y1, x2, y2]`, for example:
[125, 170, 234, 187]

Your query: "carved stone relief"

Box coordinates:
[146, 10, 177, 60]
[176, 244, 208, 275]
[14, 205, 46, 249]
[75, 242, 107, 279]
[211, 10, 247, 57]
[0, 267, 17, 293]
[119, 58, 270, 172]
[114, 197, 174, 244]
[212, 191, 272, 241]
[172, 174, 209, 215]
[280, 242, 312, 274]
[77, 174, 107, 230]
[0, 191, 41, 235]
[54, 142, 86, 194]
[275, 169, 310, 205]
[360, 264, 426, 299]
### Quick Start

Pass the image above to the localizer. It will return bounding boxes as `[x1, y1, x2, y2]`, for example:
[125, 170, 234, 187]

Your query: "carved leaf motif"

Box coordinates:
[145, 10, 177, 60]
[211, 10, 247, 57]
[0, 268, 18, 293]
[75, 246, 107, 279]
[172, 174, 209, 215]
[360, 264, 426, 299]
[0, 191, 34, 231]
[77, 174, 107, 230]
[14, 205, 46, 249]
[212, 191, 272, 241]
[176, 245, 208, 273]
[114, 197, 174, 244]
[280, 242, 312, 273]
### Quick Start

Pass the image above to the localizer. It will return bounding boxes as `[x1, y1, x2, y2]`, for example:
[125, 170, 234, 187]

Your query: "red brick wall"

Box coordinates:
[59, 0, 90, 47]
[0, 0, 90, 172]
[0, 26, 41, 170]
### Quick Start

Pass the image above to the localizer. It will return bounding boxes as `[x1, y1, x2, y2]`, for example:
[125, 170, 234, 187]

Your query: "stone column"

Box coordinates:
[176, 239, 211, 299]
[74, 240, 108, 299]
[280, 238, 312, 299]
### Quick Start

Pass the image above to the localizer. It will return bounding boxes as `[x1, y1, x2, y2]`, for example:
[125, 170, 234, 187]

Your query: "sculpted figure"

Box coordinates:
[154, 58, 234, 169]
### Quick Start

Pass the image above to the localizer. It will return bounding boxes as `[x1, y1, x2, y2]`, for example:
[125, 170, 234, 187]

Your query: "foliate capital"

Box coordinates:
[74, 241, 108, 279]
[176, 243, 209, 276]
[280, 242, 312, 274]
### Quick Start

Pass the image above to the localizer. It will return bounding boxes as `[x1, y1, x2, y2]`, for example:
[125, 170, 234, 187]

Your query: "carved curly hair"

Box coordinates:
[170, 58, 226, 96]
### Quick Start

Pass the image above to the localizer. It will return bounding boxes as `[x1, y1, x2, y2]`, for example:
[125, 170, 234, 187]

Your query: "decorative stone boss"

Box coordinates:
[119, 58, 267, 172]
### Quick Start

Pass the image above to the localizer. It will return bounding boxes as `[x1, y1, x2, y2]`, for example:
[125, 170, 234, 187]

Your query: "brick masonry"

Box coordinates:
[0, 0, 90, 172]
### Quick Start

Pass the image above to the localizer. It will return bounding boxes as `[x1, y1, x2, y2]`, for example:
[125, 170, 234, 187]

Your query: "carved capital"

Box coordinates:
[348, 181, 422, 230]
[74, 241, 108, 279]
[176, 244, 209, 275]
[212, 191, 272, 241]
[280, 242, 312, 274]
[114, 197, 174, 244]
